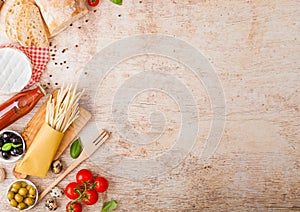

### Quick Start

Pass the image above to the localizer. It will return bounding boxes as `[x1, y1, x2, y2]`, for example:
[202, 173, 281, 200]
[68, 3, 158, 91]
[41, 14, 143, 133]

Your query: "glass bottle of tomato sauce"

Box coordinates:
[0, 84, 46, 130]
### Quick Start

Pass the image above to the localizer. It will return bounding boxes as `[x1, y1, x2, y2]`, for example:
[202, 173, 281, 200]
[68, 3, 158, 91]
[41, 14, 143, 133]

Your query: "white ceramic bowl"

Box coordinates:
[0, 130, 26, 163]
[6, 179, 39, 211]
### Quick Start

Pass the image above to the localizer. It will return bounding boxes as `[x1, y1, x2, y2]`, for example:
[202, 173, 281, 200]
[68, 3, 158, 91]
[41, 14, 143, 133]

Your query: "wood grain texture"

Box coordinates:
[0, 0, 299, 211]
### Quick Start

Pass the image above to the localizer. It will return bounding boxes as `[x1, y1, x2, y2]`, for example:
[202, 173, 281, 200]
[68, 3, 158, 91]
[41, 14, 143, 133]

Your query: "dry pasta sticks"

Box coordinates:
[16, 84, 83, 178]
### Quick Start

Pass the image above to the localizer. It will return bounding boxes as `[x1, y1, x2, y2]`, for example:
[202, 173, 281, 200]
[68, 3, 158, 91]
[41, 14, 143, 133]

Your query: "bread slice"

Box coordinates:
[5, 0, 24, 43]
[15, 3, 32, 46]
[5, 0, 35, 43]
[16, 3, 49, 47]
[25, 4, 49, 47]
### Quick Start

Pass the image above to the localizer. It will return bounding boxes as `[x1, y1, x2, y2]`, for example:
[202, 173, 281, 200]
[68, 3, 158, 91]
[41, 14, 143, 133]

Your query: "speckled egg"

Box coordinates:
[45, 198, 58, 211]
[51, 159, 63, 174]
[50, 186, 64, 198]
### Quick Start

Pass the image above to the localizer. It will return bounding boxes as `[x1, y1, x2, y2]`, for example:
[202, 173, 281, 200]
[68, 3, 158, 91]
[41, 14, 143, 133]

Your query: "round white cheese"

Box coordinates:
[0, 48, 32, 94]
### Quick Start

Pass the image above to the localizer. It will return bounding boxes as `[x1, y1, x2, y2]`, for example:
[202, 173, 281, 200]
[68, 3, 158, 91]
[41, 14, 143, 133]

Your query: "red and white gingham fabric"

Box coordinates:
[0, 44, 49, 88]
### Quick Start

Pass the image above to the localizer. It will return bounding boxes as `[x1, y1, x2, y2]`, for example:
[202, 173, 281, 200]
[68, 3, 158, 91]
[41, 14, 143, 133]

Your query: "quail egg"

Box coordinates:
[45, 198, 58, 211]
[51, 159, 63, 174]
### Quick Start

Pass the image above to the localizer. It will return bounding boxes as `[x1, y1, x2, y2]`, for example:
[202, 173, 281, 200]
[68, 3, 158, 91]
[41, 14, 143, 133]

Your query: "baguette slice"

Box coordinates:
[16, 3, 49, 47]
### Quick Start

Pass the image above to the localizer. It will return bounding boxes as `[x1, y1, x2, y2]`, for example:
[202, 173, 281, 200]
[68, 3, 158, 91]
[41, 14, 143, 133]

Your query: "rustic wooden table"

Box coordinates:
[0, 0, 299, 211]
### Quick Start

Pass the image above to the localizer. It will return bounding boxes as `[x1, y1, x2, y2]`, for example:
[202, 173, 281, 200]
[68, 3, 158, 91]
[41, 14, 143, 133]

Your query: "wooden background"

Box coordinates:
[0, 0, 299, 211]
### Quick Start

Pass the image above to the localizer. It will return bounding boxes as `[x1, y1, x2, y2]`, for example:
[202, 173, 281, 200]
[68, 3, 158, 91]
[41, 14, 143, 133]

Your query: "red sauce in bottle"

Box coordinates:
[0, 84, 46, 130]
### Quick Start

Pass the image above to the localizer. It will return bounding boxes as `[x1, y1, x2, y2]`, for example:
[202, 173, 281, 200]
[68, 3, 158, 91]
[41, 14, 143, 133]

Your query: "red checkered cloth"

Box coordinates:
[0, 44, 49, 88]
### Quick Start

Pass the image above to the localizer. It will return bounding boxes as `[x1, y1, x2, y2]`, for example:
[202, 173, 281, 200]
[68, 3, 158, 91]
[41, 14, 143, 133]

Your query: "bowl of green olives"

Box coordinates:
[0, 130, 26, 163]
[7, 179, 38, 211]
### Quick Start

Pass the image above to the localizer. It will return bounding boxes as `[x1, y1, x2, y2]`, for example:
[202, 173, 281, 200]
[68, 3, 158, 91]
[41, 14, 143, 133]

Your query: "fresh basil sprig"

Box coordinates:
[102, 200, 118, 212]
[2, 143, 22, 151]
[110, 0, 122, 5]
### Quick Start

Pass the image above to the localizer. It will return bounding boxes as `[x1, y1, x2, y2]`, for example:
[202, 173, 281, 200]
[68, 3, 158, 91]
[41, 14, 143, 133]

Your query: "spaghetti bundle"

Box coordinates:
[16, 84, 84, 178]
[46, 84, 83, 133]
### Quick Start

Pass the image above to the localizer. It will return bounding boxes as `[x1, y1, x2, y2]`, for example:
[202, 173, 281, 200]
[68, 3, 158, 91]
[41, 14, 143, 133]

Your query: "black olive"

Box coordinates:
[15, 148, 23, 155]
[16, 138, 22, 145]
[2, 132, 10, 139]
[10, 149, 18, 156]
[10, 137, 16, 142]
[2, 151, 10, 160]
[0, 138, 4, 147]
[10, 137, 21, 145]
[2, 136, 10, 143]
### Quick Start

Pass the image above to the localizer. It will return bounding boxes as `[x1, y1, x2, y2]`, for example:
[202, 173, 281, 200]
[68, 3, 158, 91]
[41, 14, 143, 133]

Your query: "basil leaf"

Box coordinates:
[70, 137, 82, 159]
[102, 200, 118, 212]
[2, 143, 13, 151]
[2, 143, 22, 151]
[110, 0, 122, 5]
[12, 143, 22, 148]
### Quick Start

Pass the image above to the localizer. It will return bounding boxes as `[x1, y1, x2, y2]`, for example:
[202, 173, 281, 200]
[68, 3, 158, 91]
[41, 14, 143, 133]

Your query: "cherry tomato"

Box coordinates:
[81, 189, 98, 205]
[66, 201, 82, 212]
[76, 169, 94, 184]
[65, 182, 81, 200]
[87, 0, 100, 7]
[94, 176, 109, 193]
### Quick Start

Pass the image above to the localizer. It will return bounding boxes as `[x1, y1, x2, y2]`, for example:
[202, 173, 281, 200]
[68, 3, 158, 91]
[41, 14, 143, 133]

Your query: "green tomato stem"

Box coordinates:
[72, 182, 93, 203]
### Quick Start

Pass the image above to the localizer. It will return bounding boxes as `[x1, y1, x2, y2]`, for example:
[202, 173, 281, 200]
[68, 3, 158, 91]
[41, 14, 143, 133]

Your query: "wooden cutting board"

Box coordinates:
[22, 89, 91, 160]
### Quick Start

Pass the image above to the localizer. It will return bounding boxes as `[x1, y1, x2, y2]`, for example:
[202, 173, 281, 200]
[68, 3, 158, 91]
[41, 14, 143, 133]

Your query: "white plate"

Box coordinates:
[0, 48, 32, 94]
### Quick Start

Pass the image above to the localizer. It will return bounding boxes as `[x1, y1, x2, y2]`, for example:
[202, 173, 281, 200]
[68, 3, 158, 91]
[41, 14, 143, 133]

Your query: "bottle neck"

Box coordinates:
[17, 85, 46, 109]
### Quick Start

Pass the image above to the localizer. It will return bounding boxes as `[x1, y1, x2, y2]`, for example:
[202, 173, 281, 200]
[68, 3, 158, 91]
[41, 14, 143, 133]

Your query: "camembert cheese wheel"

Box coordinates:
[0, 48, 32, 94]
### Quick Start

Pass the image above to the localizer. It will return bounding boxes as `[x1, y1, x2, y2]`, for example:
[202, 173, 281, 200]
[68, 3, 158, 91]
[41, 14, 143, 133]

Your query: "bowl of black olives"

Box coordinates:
[7, 179, 38, 211]
[0, 130, 25, 163]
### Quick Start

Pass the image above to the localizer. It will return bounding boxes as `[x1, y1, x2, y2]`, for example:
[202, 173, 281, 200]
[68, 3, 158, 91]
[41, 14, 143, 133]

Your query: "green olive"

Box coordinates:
[24, 197, 35, 206]
[26, 185, 33, 190]
[27, 193, 36, 199]
[7, 191, 15, 200]
[12, 182, 21, 190]
[10, 199, 18, 207]
[17, 202, 27, 210]
[14, 193, 24, 203]
[18, 188, 28, 196]
[29, 187, 36, 195]
[20, 182, 27, 188]
[10, 187, 18, 193]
